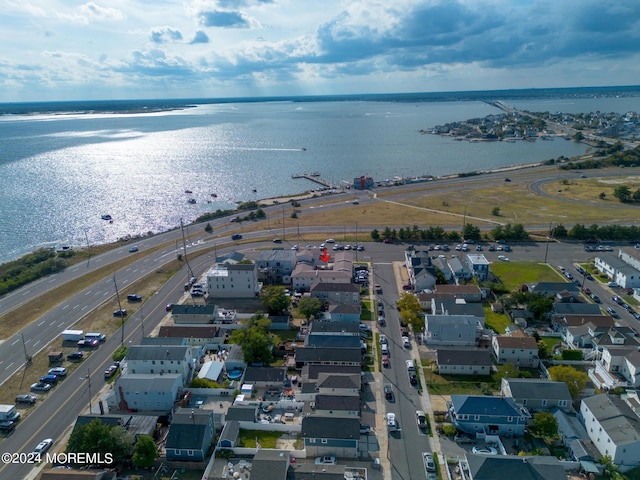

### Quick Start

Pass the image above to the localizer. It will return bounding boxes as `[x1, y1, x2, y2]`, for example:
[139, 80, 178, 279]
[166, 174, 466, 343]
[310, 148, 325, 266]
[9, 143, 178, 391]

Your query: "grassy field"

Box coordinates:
[490, 261, 564, 291]
[238, 430, 282, 449]
[483, 304, 511, 335]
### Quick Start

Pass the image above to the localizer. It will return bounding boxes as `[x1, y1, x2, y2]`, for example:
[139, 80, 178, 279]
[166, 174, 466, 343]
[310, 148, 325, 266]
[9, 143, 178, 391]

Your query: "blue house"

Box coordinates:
[165, 407, 215, 462]
[447, 394, 530, 436]
[301, 415, 360, 458]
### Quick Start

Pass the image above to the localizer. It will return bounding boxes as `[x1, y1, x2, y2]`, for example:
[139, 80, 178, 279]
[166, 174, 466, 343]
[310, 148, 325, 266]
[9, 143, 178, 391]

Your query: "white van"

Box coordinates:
[85, 332, 106, 343]
[381, 344, 389, 355]
[405, 360, 416, 372]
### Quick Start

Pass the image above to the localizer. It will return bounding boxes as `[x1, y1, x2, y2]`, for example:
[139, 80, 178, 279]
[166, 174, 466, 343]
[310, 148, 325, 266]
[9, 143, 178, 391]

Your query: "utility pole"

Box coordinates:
[180, 218, 195, 279]
[87, 368, 92, 413]
[113, 275, 125, 345]
[544, 222, 553, 264]
[84, 228, 91, 268]
[282, 205, 286, 241]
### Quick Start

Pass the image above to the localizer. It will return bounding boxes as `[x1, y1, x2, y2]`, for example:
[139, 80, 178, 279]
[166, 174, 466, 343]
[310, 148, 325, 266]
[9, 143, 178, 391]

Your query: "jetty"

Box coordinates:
[292, 173, 336, 189]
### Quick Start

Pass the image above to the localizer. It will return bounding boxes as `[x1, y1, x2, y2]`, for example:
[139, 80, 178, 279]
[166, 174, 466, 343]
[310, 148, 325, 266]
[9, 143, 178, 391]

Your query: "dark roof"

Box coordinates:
[300, 415, 360, 439]
[437, 348, 492, 367]
[251, 449, 291, 480]
[552, 303, 602, 315]
[303, 364, 362, 380]
[529, 282, 580, 295]
[172, 407, 213, 425]
[225, 405, 257, 422]
[451, 395, 524, 417]
[309, 321, 359, 334]
[295, 346, 362, 364]
[503, 378, 571, 400]
[466, 455, 567, 480]
[305, 334, 361, 348]
[166, 422, 208, 450]
[310, 283, 360, 293]
[140, 337, 185, 346]
[315, 394, 360, 411]
[317, 372, 361, 390]
[158, 325, 218, 338]
[126, 345, 190, 361]
[432, 298, 484, 317]
[171, 304, 217, 315]
[243, 366, 286, 383]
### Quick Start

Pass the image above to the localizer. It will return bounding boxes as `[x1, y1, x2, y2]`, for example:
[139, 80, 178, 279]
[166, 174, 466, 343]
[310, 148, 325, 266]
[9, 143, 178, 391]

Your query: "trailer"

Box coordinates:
[0, 404, 21, 422]
[61, 329, 84, 342]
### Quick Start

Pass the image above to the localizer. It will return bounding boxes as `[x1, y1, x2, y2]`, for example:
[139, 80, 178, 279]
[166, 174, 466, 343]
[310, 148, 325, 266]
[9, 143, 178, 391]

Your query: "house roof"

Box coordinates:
[300, 415, 360, 439]
[437, 348, 492, 367]
[225, 405, 257, 422]
[503, 378, 571, 400]
[435, 285, 482, 296]
[126, 345, 191, 361]
[327, 304, 361, 314]
[316, 372, 361, 390]
[295, 346, 362, 363]
[171, 304, 217, 315]
[451, 395, 526, 417]
[305, 334, 361, 348]
[431, 299, 484, 317]
[166, 422, 208, 450]
[218, 420, 240, 446]
[315, 393, 360, 411]
[173, 407, 213, 425]
[493, 335, 538, 349]
[557, 314, 615, 328]
[40, 470, 115, 480]
[310, 283, 360, 293]
[256, 249, 296, 263]
[302, 364, 362, 380]
[158, 325, 218, 339]
[582, 393, 640, 446]
[140, 337, 186, 346]
[552, 303, 602, 316]
[243, 366, 285, 383]
[529, 282, 580, 295]
[309, 321, 359, 334]
[251, 449, 291, 480]
[466, 455, 567, 480]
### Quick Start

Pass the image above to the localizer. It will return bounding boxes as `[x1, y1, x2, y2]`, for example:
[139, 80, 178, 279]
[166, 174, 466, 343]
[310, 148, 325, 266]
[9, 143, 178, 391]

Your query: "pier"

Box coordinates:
[292, 173, 336, 189]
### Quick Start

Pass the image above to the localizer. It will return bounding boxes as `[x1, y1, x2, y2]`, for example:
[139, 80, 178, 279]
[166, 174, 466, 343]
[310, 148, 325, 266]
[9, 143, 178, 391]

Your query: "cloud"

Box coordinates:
[59, 2, 125, 24]
[189, 31, 210, 44]
[198, 9, 259, 28]
[149, 27, 184, 44]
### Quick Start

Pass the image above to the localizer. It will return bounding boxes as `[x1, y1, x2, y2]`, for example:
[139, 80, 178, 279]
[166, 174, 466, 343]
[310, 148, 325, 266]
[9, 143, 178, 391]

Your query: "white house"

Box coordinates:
[206, 262, 261, 298]
[114, 373, 183, 412]
[492, 335, 539, 368]
[126, 345, 195, 385]
[424, 314, 483, 346]
[580, 393, 640, 468]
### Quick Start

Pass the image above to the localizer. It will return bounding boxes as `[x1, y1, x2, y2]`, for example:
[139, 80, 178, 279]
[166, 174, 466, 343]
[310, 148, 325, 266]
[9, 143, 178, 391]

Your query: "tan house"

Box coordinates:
[492, 335, 539, 368]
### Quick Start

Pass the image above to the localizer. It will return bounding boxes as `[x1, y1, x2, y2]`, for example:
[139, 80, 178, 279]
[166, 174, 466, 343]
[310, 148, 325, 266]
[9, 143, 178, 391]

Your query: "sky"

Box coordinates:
[2, 0, 640, 102]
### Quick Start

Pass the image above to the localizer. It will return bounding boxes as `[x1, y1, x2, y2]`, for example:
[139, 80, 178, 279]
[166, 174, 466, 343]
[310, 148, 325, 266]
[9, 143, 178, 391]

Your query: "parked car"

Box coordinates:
[113, 309, 128, 317]
[15, 394, 37, 405]
[314, 456, 336, 465]
[386, 412, 398, 431]
[39, 375, 59, 385]
[590, 293, 601, 303]
[382, 355, 390, 368]
[409, 373, 418, 385]
[472, 446, 498, 455]
[127, 294, 142, 302]
[165, 303, 174, 311]
[379, 334, 388, 345]
[384, 384, 393, 400]
[608, 282, 621, 288]
[128, 245, 139, 253]
[423, 452, 436, 472]
[30, 382, 51, 393]
[32, 438, 53, 456]
[77, 339, 99, 348]
[66, 351, 84, 361]
[0, 421, 15, 432]
[48, 367, 67, 377]
[416, 410, 427, 429]
[231, 234, 243, 240]
[402, 336, 411, 348]
[104, 365, 119, 380]
[606, 307, 620, 318]
[360, 424, 371, 435]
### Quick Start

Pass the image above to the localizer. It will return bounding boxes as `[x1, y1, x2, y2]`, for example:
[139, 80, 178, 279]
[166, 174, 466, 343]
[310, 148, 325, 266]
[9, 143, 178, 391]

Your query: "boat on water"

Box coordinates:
[210, 193, 218, 198]
[101, 214, 112, 221]
[184, 189, 193, 194]
[187, 198, 196, 204]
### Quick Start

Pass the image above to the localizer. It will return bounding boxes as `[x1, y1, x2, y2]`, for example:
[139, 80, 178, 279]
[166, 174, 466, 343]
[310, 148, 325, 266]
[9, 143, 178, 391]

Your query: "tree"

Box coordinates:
[537, 340, 550, 360]
[600, 455, 624, 480]
[396, 292, 423, 332]
[67, 418, 134, 466]
[548, 364, 588, 398]
[613, 185, 632, 203]
[492, 207, 501, 216]
[462, 223, 481, 242]
[132, 435, 158, 468]
[531, 411, 558, 438]
[495, 362, 519, 381]
[259, 286, 290, 315]
[204, 223, 213, 233]
[229, 314, 275, 364]
[297, 297, 321, 321]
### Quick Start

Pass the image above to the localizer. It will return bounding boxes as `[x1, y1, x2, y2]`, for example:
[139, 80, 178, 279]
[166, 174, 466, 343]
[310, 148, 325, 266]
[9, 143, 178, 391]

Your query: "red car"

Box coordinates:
[165, 303, 174, 311]
[382, 355, 390, 367]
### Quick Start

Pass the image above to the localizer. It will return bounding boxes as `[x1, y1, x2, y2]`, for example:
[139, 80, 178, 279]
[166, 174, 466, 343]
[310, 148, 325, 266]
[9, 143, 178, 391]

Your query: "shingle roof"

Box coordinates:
[315, 393, 360, 411]
[466, 455, 566, 480]
[451, 395, 524, 417]
[300, 415, 360, 439]
[503, 378, 571, 400]
[243, 366, 286, 383]
[437, 348, 492, 367]
[126, 345, 191, 361]
[494, 335, 538, 349]
[295, 346, 362, 363]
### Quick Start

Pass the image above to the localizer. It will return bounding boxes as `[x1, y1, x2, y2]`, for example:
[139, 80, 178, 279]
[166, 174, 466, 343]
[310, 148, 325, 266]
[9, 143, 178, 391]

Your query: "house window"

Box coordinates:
[558, 400, 567, 406]
[474, 415, 479, 421]
[188, 450, 195, 456]
[507, 416, 513, 422]
[321, 439, 328, 444]
[522, 399, 527, 405]
[541, 400, 547, 406]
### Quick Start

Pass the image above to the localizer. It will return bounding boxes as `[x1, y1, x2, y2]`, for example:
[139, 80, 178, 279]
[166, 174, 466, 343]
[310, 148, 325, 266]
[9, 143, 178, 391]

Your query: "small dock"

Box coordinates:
[292, 173, 335, 189]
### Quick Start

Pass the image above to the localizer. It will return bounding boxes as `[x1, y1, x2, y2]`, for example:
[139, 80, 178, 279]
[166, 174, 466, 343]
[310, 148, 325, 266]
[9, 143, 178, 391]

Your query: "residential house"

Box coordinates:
[501, 378, 572, 413]
[310, 282, 361, 308]
[579, 393, 640, 468]
[113, 373, 183, 413]
[305, 333, 361, 349]
[552, 409, 595, 461]
[294, 346, 362, 369]
[424, 314, 483, 347]
[465, 253, 490, 281]
[325, 304, 361, 323]
[291, 262, 351, 293]
[436, 348, 493, 376]
[588, 345, 640, 390]
[225, 405, 258, 425]
[416, 291, 436, 311]
[552, 314, 615, 336]
[308, 321, 360, 336]
[492, 335, 539, 368]
[434, 285, 483, 302]
[404, 250, 437, 291]
[171, 304, 218, 325]
[165, 407, 215, 462]
[311, 393, 360, 416]
[250, 449, 291, 480]
[431, 256, 453, 283]
[300, 415, 360, 458]
[157, 325, 220, 348]
[125, 345, 195, 384]
[594, 253, 640, 289]
[551, 302, 603, 318]
[527, 282, 580, 297]
[448, 256, 472, 282]
[242, 366, 286, 390]
[255, 249, 296, 285]
[206, 262, 261, 299]
[465, 455, 568, 480]
[217, 420, 240, 449]
[431, 297, 485, 318]
[316, 372, 361, 395]
[447, 394, 530, 436]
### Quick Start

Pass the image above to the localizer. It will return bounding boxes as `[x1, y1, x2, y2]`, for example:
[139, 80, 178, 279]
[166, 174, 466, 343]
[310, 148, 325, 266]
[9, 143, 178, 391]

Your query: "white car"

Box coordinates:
[314, 455, 337, 465]
[402, 336, 411, 348]
[423, 452, 436, 472]
[472, 446, 498, 455]
[386, 412, 398, 431]
[33, 438, 53, 455]
[497, 255, 509, 261]
[379, 334, 388, 345]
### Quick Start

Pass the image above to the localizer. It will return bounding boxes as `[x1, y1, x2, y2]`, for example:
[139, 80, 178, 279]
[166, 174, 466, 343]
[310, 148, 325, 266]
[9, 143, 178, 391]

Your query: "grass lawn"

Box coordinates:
[238, 430, 282, 449]
[539, 336, 563, 358]
[484, 304, 510, 335]
[361, 300, 372, 321]
[490, 261, 564, 291]
[425, 368, 497, 396]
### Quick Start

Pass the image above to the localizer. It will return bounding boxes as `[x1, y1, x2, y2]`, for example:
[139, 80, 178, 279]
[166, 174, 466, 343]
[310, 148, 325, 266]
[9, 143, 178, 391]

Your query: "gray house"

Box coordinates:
[256, 249, 296, 284]
[165, 407, 215, 462]
[114, 373, 183, 413]
[301, 415, 360, 458]
[424, 314, 483, 346]
[447, 394, 530, 436]
[501, 378, 572, 412]
[437, 348, 492, 376]
[171, 304, 218, 325]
